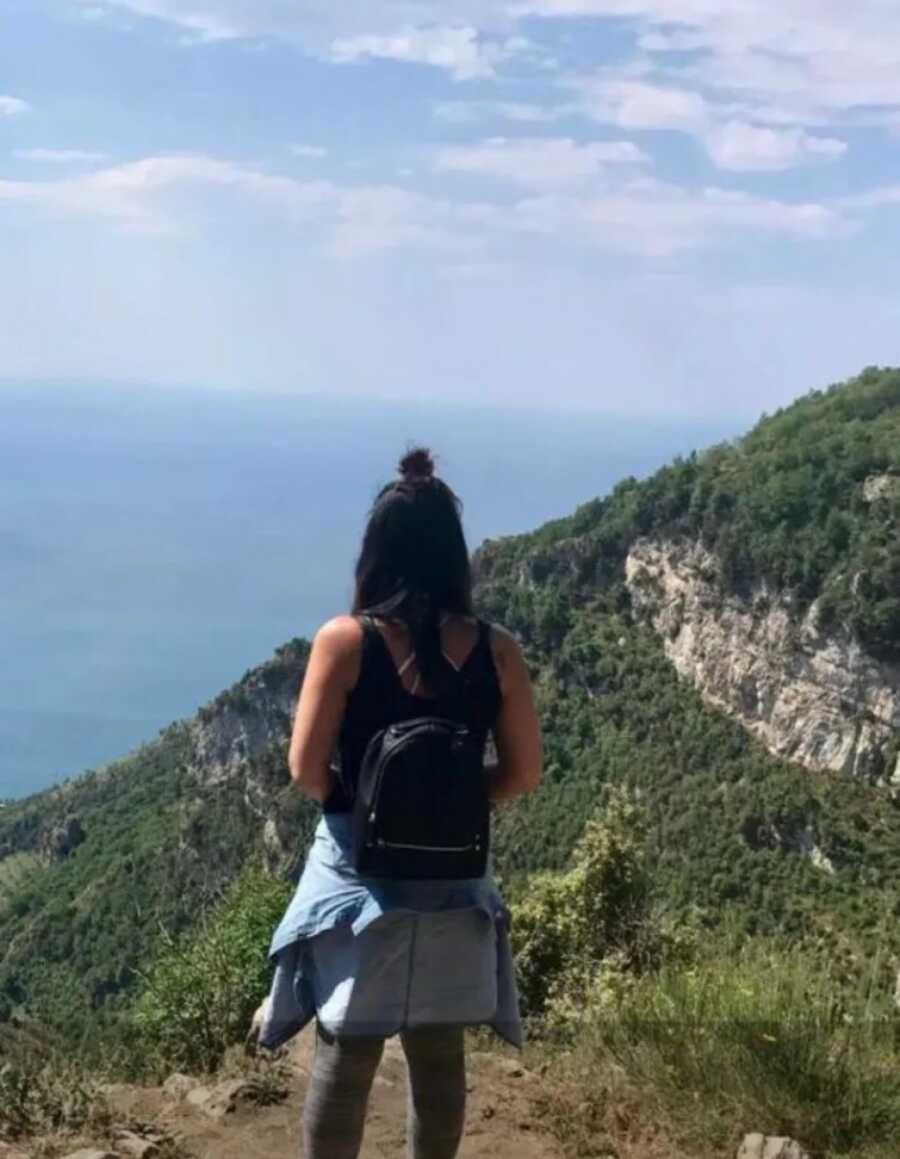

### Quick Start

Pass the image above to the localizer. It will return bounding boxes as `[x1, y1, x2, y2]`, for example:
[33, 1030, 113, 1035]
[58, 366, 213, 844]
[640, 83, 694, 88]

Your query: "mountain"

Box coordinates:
[1, 367, 898, 1035]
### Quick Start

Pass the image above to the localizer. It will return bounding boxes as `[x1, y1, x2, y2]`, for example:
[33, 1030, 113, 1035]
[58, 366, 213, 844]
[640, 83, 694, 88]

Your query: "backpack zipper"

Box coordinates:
[375, 837, 481, 853]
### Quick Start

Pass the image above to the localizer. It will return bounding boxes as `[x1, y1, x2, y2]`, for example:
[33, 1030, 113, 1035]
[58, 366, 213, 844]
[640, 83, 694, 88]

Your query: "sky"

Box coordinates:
[2, 1, 900, 414]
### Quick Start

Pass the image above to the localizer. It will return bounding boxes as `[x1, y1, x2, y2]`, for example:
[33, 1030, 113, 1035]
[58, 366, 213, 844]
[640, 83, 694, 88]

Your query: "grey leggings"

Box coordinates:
[303, 1023, 466, 1159]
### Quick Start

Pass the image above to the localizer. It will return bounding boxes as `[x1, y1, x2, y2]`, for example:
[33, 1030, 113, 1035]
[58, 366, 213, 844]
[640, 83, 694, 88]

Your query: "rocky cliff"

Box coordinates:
[626, 539, 900, 785]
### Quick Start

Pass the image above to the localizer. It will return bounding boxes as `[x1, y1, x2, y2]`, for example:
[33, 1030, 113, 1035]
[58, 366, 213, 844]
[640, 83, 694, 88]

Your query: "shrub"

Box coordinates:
[129, 868, 291, 1076]
[511, 790, 690, 1030]
[0, 1048, 108, 1141]
[542, 934, 900, 1158]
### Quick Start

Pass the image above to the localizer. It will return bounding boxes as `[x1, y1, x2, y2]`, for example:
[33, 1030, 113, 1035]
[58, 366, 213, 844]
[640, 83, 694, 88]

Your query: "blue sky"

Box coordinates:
[2, 0, 900, 415]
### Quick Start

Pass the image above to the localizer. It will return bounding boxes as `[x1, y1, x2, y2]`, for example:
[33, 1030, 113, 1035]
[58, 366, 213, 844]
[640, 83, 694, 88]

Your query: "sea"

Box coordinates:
[1, 381, 744, 799]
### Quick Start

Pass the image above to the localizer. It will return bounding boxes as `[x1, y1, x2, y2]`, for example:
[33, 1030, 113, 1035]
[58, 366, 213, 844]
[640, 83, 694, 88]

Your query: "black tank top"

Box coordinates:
[324, 615, 503, 814]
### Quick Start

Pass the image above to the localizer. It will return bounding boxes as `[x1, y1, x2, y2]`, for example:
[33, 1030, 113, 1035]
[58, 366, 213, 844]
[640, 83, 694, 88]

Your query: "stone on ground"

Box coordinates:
[112, 1128, 161, 1157]
[185, 1078, 256, 1119]
[738, 1133, 811, 1159]
[60, 1151, 118, 1159]
[162, 1072, 200, 1100]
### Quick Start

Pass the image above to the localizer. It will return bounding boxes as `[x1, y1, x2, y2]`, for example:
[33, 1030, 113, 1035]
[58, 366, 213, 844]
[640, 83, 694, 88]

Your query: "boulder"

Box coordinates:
[112, 1130, 161, 1157]
[162, 1072, 200, 1100]
[863, 473, 900, 503]
[186, 1078, 255, 1119]
[60, 1151, 118, 1159]
[737, 1134, 811, 1159]
[185, 1085, 214, 1111]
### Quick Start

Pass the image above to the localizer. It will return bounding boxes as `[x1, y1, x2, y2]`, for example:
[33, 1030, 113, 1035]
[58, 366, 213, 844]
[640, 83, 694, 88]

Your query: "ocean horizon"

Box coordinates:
[2, 381, 746, 800]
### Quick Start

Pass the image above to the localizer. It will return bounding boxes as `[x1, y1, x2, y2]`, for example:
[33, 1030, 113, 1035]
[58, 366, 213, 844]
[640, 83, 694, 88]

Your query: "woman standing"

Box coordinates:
[260, 447, 543, 1159]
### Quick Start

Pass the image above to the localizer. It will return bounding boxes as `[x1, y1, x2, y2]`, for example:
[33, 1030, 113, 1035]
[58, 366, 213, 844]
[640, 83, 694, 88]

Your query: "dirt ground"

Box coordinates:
[99, 1027, 566, 1159]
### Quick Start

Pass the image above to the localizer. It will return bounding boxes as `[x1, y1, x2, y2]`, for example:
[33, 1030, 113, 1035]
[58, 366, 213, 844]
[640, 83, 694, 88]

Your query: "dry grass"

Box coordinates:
[523, 937, 900, 1159]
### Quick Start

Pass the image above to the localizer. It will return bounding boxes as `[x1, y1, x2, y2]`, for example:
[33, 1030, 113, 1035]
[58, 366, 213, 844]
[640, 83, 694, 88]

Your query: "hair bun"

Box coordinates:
[399, 447, 435, 482]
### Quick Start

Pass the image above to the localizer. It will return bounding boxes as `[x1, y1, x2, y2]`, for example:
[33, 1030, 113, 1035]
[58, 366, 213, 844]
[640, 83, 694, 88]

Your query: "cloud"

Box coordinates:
[433, 99, 570, 123]
[0, 152, 468, 257]
[704, 121, 847, 172]
[290, 144, 328, 158]
[523, 1, 900, 124]
[490, 101, 568, 123]
[0, 147, 857, 262]
[570, 77, 709, 133]
[332, 185, 461, 256]
[78, 0, 241, 41]
[435, 135, 649, 189]
[0, 96, 29, 117]
[75, 2, 514, 44]
[330, 25, 521, 81]
[502, 179, 846, 256]
[71, 2, 900, 142]
[567, 75, 848, 171]
[0, 154, 332, 234]
[840, 186, 900, 211]
[14, 148, 110, 164]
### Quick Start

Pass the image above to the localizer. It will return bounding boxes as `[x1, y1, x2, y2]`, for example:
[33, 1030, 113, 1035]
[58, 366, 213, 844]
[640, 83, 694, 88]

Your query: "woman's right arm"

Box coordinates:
[489, 626, 543, 803]
[287, 616, 361, 802]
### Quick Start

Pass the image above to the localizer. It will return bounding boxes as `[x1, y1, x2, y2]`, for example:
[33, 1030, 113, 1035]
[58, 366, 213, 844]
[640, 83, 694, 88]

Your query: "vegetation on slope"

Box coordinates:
[130, 869, 292, 1076]
[489, 606, 900, 970]
[0, 367, 897, 1047]
[476, 364, 900, 659]
[476, 367, 900, 965]
[517, 803, 900, 1159]
[0, 641, 316, 1035]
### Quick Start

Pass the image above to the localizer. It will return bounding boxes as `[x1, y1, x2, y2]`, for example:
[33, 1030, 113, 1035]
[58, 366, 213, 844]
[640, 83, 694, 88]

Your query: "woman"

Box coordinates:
[259, 447, 543, 1159]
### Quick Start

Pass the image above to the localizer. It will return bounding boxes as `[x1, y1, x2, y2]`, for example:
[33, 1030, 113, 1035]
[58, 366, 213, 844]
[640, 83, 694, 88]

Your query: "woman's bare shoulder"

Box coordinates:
[482, 621, 524, 669]
[314, 614, 365, 654]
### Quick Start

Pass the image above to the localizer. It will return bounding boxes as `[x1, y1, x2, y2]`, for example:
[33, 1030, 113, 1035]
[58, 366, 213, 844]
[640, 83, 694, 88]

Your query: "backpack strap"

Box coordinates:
[354, 613, 476, 721]
[434, 619, 486, 723]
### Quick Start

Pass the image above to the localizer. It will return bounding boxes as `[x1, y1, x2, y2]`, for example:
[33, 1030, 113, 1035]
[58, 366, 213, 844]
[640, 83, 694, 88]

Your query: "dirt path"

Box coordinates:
[104, 1028, 565, 1159]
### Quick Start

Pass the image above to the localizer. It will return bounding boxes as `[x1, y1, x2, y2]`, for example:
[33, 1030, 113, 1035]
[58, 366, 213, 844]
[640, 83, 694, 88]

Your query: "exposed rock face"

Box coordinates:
[262, 816, 295, 874]
[188, 642, 305, 787]
[863, 472, 900, 503]
[739, 817, 836, 874]
[39, 815, 86, 862]
[626, 540, 900, 784]
[129, 638, 311, 883]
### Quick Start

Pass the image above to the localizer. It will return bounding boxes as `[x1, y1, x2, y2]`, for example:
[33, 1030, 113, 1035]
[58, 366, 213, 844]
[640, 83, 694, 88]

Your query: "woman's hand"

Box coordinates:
[288, 616, 362, 802]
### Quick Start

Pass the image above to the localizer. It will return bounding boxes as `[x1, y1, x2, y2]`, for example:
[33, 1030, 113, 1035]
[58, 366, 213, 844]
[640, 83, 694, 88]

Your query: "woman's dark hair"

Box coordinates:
[353, 447, 473, 690]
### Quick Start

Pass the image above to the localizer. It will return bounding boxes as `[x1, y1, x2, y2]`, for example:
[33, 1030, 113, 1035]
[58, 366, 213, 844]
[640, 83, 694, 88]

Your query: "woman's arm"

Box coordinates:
[288, 616, 362, 803]
[489, 626, 543, 804]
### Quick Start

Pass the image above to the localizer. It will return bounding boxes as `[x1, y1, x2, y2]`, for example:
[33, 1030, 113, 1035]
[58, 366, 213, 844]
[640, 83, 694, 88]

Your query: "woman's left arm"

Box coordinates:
[288, 616, 363, 802]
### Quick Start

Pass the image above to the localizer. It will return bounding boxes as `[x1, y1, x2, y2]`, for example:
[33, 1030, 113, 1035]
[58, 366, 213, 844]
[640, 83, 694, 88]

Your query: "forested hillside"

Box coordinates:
[479, 365, 900, 971]
[1, 367, 898, 1037]
[0, 641, 317, 1034]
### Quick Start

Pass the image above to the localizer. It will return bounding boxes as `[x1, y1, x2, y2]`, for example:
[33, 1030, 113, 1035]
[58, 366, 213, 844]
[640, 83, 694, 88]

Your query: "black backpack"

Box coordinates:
[347, 626, 490, 880]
